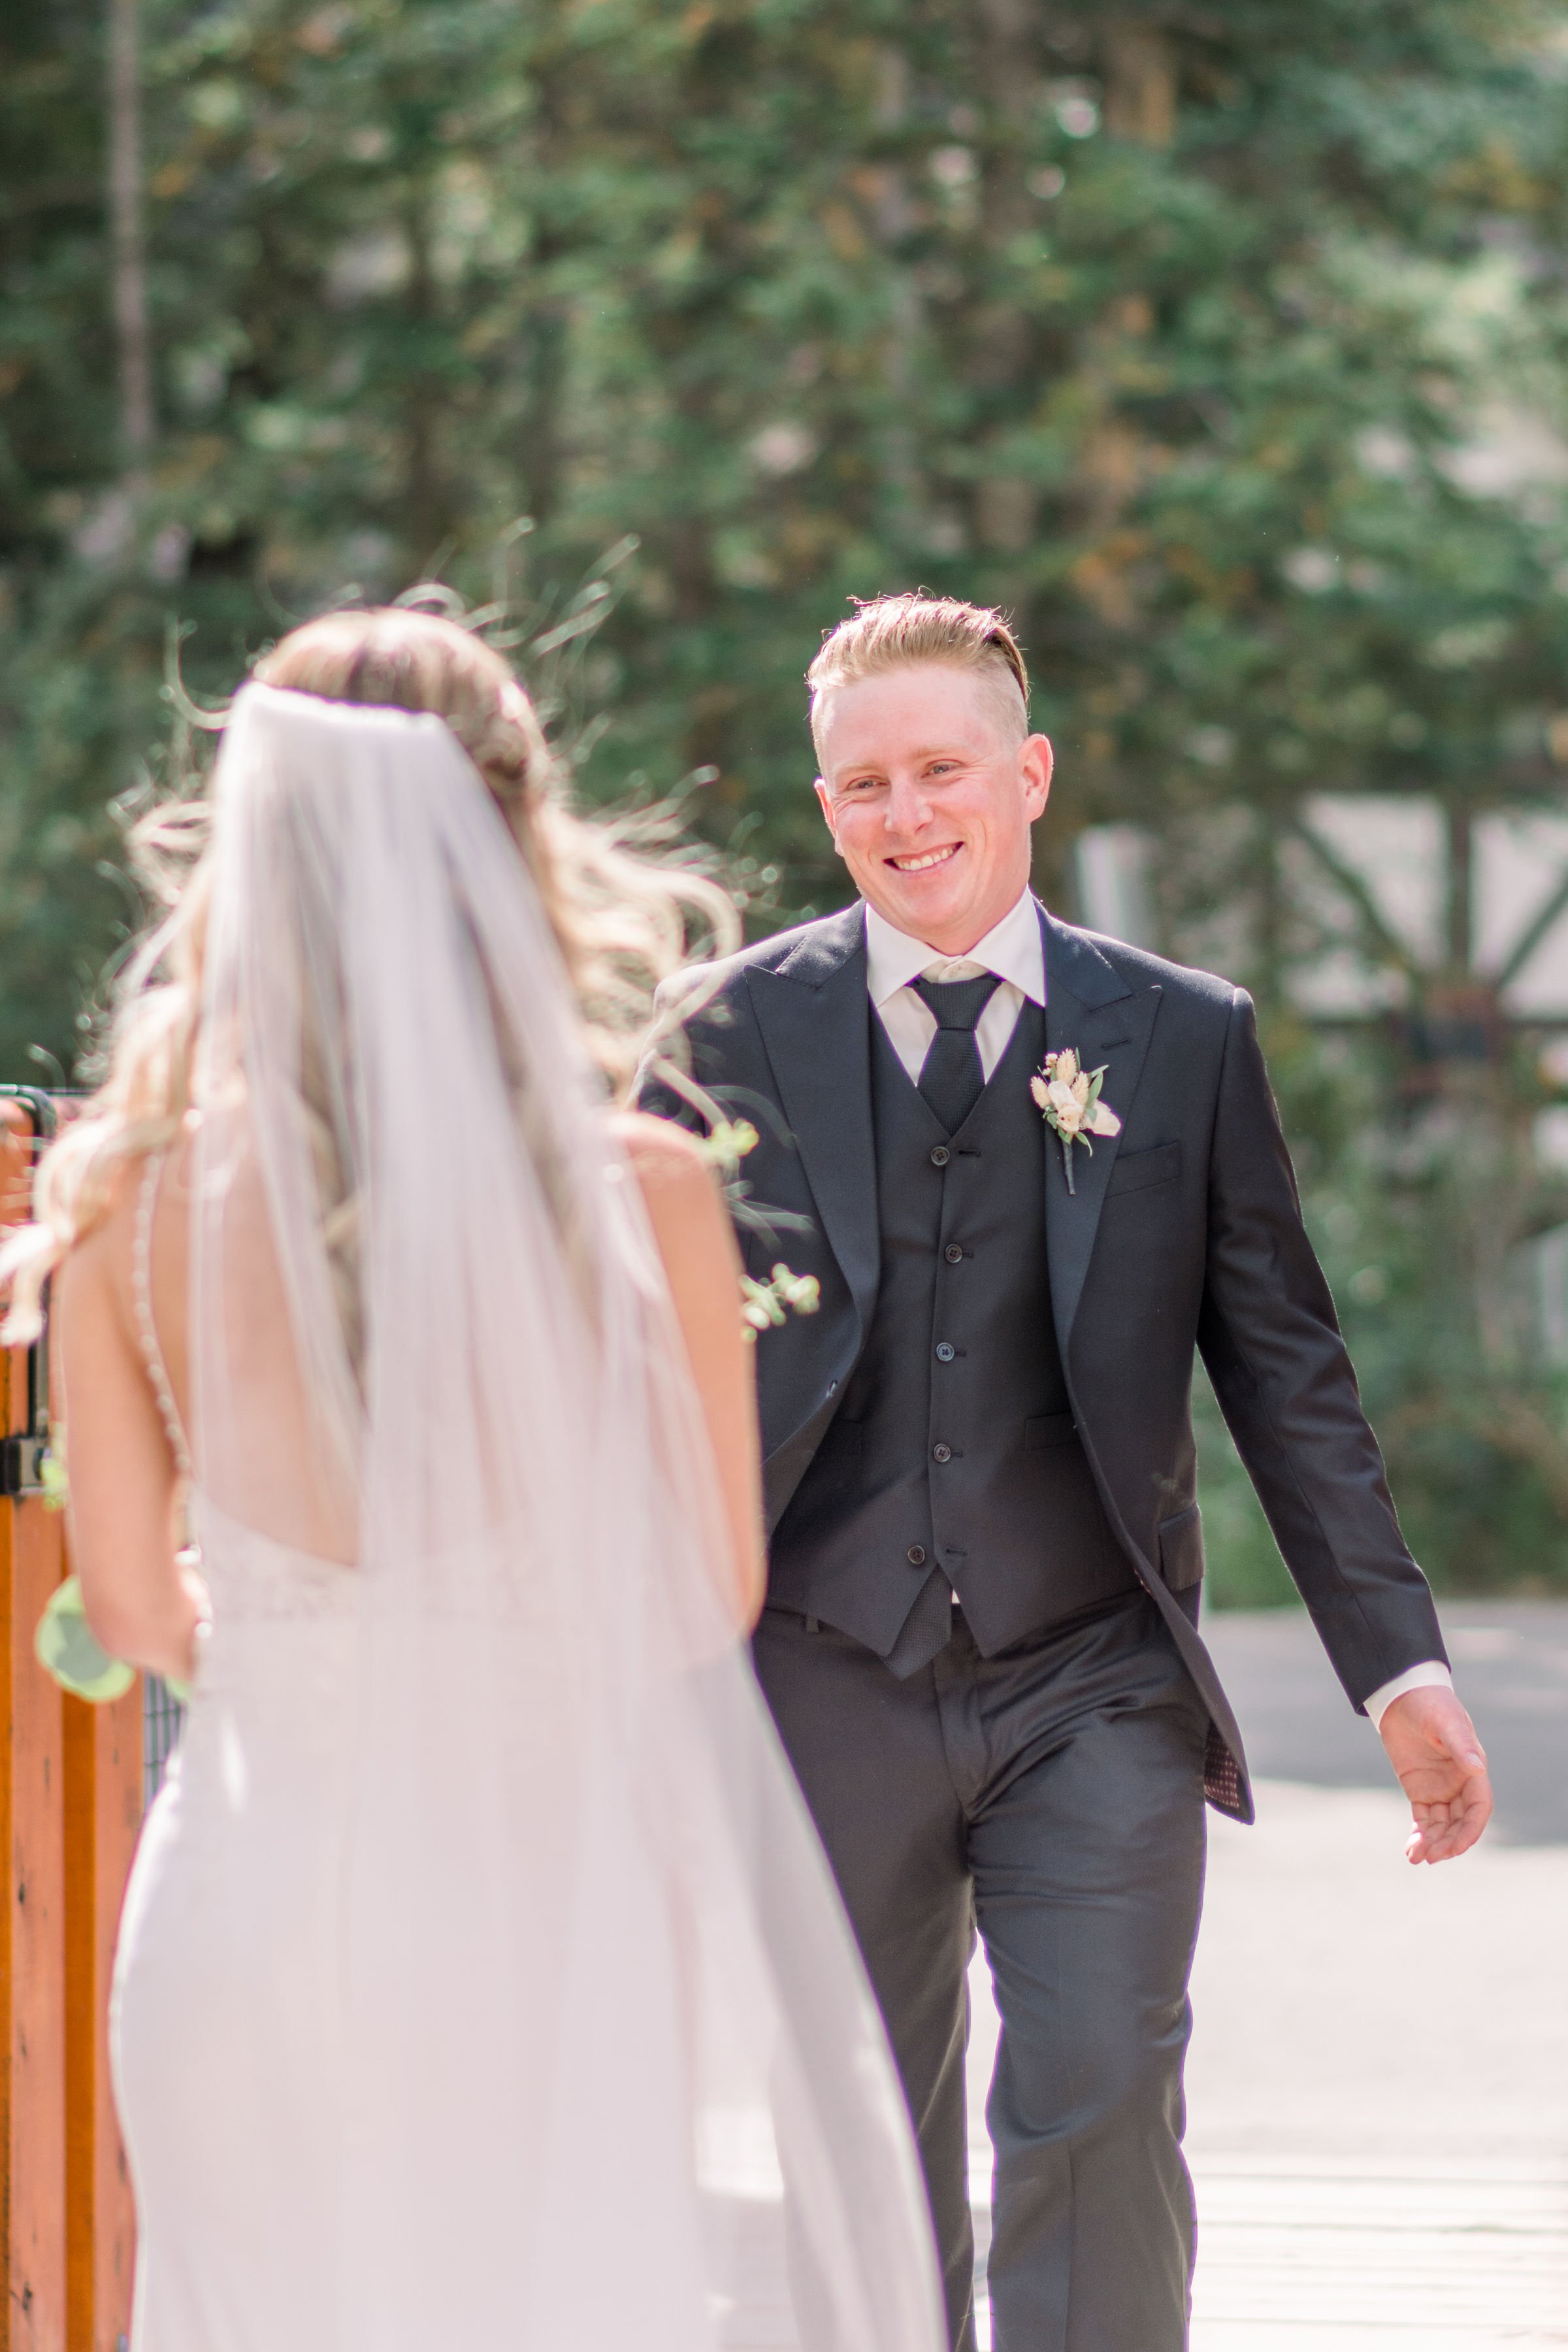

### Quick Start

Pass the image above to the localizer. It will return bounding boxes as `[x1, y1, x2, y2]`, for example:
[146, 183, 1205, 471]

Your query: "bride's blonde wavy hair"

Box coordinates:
[2, 606, 736, 1341]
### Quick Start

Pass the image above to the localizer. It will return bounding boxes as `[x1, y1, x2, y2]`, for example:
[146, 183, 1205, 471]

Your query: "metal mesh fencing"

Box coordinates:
[143, 1676, 184, 1806]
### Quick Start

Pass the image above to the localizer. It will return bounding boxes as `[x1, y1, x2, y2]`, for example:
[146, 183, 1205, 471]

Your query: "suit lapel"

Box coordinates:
[1041, 911, 1162, 1350]
[747, 904, 879, 1331]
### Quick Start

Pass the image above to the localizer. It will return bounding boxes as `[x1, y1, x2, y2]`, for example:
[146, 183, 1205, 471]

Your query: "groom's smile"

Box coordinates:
[813, 662, 1054, 956]
[887, 842, 962, 873]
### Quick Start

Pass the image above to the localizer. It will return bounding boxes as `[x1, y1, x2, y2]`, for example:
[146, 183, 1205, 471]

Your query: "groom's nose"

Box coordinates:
[883, 770, 932, 836]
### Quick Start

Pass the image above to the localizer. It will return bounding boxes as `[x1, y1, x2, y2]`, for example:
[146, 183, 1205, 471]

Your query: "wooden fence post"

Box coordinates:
[62, 1694, 139, 2352]
[1, 1097, 67, 2352]
[0, 1094, 141, 2352]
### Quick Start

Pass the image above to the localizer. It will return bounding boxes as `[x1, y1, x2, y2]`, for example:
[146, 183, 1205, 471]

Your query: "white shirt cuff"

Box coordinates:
[1364, 1659, 1452, 1729]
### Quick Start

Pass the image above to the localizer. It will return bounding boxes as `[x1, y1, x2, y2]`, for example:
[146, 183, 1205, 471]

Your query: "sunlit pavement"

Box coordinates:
[965, 1603, 1568, 2349]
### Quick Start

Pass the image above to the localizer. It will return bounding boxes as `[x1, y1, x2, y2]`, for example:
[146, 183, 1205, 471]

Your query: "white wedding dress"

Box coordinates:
[108, 685, 945, 2352]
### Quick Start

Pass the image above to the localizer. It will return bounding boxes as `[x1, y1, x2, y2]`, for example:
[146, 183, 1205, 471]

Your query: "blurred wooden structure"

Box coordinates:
[0, 1093, 141, 2352]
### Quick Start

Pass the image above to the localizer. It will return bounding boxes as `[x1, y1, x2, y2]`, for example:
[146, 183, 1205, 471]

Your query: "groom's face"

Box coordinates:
[814, 662, 1053, 955]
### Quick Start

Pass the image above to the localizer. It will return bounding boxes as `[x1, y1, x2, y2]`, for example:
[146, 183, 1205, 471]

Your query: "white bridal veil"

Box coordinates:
[189, 683, 945, 2350]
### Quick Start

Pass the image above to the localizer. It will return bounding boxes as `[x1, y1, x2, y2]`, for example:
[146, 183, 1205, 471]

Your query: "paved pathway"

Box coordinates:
[965, 1601, 1568, 2347]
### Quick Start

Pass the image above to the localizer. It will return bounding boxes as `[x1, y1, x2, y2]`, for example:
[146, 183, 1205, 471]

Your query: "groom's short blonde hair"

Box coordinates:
[807, 593, 1030, 755]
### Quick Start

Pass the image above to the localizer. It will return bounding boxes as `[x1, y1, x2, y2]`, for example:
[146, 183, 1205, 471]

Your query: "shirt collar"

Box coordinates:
[862, 889, 1045, 1009]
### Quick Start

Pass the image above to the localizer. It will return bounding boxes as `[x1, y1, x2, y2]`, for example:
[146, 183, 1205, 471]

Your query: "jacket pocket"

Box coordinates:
[1024, 1411, 1077, 1452]
[1106, 1141, 1181, 1197]
[1156, 1500, 1204, 1593]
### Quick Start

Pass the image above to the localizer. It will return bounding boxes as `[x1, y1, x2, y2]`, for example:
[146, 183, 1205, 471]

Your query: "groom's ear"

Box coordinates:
[814, 776, 845, 854]
[1022, 733, 1053, 821]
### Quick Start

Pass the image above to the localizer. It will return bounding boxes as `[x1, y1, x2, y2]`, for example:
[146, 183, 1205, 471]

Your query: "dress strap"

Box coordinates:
[133, 1152, 193, 1480]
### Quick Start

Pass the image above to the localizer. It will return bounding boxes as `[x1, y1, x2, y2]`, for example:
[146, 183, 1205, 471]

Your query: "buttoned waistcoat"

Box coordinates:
[772, 998, 1135, 1666]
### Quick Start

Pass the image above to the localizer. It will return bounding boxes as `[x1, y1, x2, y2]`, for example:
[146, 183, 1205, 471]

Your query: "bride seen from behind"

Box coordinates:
[22, 611, 762, 1643]
[4, 611, 945, 2352]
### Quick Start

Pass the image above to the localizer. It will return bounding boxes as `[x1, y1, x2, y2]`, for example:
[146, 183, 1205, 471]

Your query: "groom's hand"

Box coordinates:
[1379, 1686, 1492, 1865]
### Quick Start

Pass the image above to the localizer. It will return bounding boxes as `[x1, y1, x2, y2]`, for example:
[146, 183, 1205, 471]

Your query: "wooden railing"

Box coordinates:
[1, 1094, 140, 2352]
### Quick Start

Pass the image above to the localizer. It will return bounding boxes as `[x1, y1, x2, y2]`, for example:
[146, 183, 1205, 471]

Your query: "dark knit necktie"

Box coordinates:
[911, 972, 1002, 1134]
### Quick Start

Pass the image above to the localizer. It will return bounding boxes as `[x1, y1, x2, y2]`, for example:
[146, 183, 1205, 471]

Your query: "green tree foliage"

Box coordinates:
[7, 0, 1568, 1587]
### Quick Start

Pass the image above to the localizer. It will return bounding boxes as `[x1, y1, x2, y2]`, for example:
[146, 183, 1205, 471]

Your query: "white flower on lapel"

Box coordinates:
[1030, 1047, 1121, 1194]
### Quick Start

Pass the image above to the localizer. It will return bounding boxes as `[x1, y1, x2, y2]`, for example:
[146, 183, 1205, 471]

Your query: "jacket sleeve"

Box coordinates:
[1196, 988, 1446, 1708]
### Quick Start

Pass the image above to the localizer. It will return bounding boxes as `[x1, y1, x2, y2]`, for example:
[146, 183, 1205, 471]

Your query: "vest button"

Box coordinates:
[906, 1544, 926, 1566]
[935, 1342, 955, 1363]
[932, 1443, 952, 1463]
[944, 1243, 964, 1264]
[929, 1145, 951, 1168]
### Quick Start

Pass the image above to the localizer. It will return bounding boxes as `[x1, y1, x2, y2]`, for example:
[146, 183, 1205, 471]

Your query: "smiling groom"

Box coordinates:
[643, 595, 1491, 2352]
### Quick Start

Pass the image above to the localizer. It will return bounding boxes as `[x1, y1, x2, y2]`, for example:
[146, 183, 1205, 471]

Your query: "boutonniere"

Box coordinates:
[1030, 1048, 1122, 1194]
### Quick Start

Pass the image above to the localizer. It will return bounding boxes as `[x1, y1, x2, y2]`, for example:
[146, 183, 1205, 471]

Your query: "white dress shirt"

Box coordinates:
[858, 889, 1449, 1731]
[864, 888, 1045, 1083]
